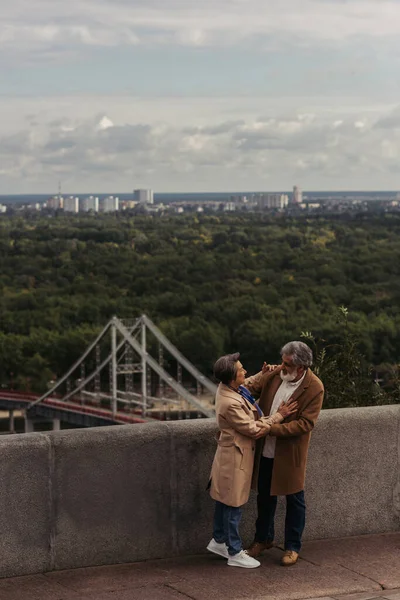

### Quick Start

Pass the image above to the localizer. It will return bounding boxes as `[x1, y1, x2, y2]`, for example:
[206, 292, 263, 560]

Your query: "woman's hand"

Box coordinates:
[277, 397, 298, 419]
[254, 421, 271, 439]
[262, 362, 279, 374]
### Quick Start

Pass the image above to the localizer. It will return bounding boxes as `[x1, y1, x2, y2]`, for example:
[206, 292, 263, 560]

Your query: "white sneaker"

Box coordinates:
[228, 550, 261, 569]
[206, 538, 229, 559]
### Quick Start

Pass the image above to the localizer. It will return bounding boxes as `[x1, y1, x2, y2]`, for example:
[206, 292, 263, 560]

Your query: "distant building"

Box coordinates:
[257, 194, 289, 209]
[121, 200, 137, 210]
[102, 196, 119, 212]
[134, 189, 154, 204]
[292, 186, 302, 204]
[47, 195, 64, 210]
[144, 203, 164, 214]
[64, 196, 79, 213]
[230, 194, 248, 204]
[81, 196, 99, 213]
[301, 202, 320, 210]
[0, 204, 7, 214]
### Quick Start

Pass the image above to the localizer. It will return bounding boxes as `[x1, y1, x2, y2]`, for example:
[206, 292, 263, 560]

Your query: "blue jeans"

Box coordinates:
[213, 501, 243, 556]
[255, 457, 306, 552]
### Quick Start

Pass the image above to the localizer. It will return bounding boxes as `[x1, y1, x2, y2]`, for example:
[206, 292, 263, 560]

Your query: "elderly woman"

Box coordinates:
[207, 353, 297, 569]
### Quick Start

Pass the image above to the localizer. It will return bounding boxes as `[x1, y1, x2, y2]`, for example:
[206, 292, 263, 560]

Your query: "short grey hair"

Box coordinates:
[213, 352, 240, 385]
[281, 341, 313, 368]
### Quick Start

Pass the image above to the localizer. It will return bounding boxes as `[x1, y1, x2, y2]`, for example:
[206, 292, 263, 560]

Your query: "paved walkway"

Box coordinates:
[0, 532, 399, 600]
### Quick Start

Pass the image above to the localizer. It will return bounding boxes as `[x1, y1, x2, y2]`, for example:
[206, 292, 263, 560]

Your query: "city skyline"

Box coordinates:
[2, 0, 400, 193]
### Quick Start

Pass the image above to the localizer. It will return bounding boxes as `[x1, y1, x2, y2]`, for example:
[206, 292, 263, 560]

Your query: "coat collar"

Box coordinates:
[260, 368, 312, 415]
[288, 368, 313, 401]
[218, 383, 258, 414]
[219, 383, 240, 399]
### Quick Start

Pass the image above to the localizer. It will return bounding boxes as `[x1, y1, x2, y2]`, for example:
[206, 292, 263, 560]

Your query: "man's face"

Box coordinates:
[281, 354, 297, 375]
[281, 354, 303, 382]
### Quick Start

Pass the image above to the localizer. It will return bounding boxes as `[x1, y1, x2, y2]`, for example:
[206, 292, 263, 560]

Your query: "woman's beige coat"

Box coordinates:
[209, 381, 280, 507]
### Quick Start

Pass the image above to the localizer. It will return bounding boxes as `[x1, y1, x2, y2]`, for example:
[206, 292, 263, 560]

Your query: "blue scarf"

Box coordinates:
[238, 385, 264, 417]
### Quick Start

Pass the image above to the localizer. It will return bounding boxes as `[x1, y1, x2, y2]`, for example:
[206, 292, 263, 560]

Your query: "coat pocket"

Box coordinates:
[233, 442, 245, 470]
[213, 442, 236, 492]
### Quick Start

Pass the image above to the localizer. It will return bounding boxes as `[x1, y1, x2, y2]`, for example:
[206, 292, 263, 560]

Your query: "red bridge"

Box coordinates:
[0, 390, 148, 432]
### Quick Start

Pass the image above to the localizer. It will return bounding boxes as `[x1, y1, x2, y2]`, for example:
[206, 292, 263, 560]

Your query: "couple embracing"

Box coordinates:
[207, 341, 324, 569]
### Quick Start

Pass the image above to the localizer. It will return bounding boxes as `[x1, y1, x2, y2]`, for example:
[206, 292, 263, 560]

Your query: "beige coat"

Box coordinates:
[246, 368, 324, 496]
[209, 383, 282, 507]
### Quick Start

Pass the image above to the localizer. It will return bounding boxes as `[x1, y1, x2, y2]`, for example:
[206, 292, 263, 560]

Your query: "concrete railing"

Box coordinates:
[1, 405, 399, 579]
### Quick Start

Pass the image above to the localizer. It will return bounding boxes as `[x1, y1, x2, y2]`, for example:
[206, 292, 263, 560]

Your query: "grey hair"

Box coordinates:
[281, 341, 313, 368]
[213, 352, 241, 385]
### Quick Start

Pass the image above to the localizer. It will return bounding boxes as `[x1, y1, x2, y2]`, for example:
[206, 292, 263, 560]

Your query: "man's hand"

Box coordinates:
[262, 362, 279, 374]
[254, 421, 271, 439]
[277, 397, 298, 419]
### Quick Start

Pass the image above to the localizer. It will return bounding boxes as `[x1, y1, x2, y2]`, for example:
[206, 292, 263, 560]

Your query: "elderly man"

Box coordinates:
[245, 341, 324, 566]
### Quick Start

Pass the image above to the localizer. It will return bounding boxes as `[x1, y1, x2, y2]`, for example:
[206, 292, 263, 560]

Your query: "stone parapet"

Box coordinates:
[0, 405, 399, 578]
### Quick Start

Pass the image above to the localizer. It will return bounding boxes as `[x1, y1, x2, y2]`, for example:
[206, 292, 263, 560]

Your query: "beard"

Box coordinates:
[280, 370, 298, 383]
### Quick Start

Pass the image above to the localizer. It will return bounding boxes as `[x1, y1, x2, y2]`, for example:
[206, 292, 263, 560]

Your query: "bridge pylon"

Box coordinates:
[27, 315, 216, 424]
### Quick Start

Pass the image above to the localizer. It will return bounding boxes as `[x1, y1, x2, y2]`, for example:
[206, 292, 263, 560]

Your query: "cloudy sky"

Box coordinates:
[2, 0, 400, 194]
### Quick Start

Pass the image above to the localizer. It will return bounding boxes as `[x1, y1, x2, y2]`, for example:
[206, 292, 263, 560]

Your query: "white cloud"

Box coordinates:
[97, 116, 114, 131]
[2, 101, 400, 192]
[3, 0, 400, 60]
[375, 106, 400, 129]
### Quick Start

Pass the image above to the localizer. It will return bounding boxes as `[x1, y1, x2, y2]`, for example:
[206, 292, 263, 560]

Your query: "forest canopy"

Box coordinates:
[1, 210, 400, 405]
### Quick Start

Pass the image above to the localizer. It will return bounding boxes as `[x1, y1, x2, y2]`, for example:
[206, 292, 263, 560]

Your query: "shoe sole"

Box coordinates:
[227, 562, 260, 568]
[206, 545, 228, 559]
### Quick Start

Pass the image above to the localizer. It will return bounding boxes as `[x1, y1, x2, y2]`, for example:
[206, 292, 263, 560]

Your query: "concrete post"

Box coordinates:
[24, 416, 34, 433]
[52, 418, 61, 431]
[9, 410, 15, 433]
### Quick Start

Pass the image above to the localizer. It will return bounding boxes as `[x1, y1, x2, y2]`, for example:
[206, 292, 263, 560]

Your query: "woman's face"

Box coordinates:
[233, 361, 247, 387]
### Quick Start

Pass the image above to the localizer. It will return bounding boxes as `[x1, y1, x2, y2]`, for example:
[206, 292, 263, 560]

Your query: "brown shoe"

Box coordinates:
[246, 540, 274, 558]
[281, 550, 299, 566]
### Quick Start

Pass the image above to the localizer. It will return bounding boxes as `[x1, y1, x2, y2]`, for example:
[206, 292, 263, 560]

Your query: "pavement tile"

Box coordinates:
[155, 552, 229, 574]
[167, 551, 380, 600]
[0, 574, 81, 600]
[332, 593, 385, 600]
[74, 584, 189, 600]
[332, 592, 386, 600]
[1, 534, 399, 600]
[300, 533, 400, 590]
[45, 561, 182, 593]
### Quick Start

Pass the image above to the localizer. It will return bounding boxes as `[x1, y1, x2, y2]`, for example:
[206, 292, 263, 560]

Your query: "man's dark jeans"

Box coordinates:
[213, 501, 243, 556]
[255, 456, 306, 552]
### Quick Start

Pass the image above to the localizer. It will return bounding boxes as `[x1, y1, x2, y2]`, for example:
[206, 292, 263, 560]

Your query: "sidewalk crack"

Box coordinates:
[165, 582, 197, 600]
[336, 561, 384, 591]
